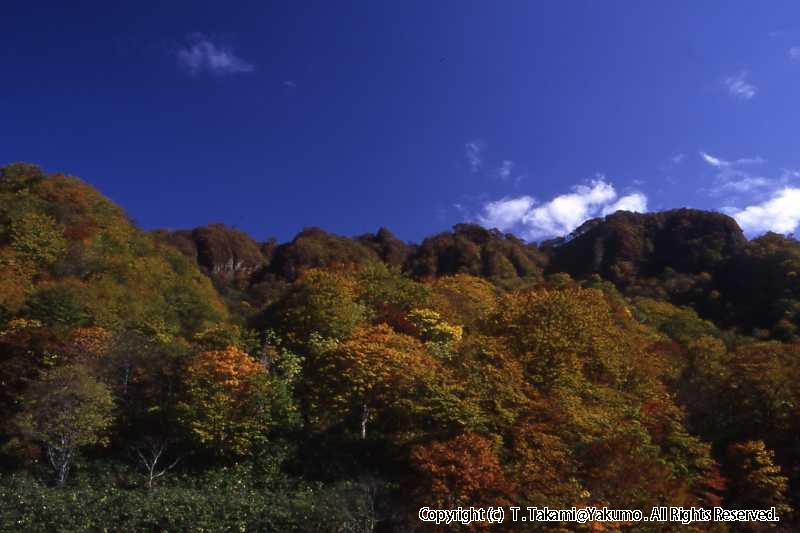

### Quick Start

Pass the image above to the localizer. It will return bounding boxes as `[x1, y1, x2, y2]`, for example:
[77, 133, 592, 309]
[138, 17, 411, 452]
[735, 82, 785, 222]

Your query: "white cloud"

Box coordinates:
[465, 140, 485, 172]
[477, 179, 647, 240]
[283, 80, 297, 88]
[602, 192, 648, 215]
[176, 34, 254, 76]
[790, 47, 800, 61]
[478, 196, 535, 231]
[704, 156, 800, 234]
[725, 187, 800, 235]
[723, 71, 756, 100]
[522, 181, 619, 239]
[670, 153, 685, 164]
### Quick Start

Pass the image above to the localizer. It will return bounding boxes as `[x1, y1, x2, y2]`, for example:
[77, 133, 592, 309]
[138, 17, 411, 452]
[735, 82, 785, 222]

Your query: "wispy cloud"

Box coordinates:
[699, 151, 770, 196]
[176, 33, 254, 76]
[494, 160, 515, 180]
[465, 140, 485, 172]
[701, 152, 800, 235]
[717, 176, 773, 194]
[781, 169, 800, 180]
[669, 153, 685, 165]
[700, 151, 766, 167]
[283, 80, 297, 88]
[724, 187, 800, 235]
[790, 47, 800, 61]
[700, 151, 729, 168]
[723, 71, 756, 100]
[477, 179, 647, 240]
[659, 153, 685, 177]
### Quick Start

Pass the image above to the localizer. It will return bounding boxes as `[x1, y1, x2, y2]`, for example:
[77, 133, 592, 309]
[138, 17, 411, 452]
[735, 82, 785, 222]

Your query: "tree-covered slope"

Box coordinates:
[1, 163, 799, 531]
[546, 209, 800, 340]
[0, 163, 226, 334]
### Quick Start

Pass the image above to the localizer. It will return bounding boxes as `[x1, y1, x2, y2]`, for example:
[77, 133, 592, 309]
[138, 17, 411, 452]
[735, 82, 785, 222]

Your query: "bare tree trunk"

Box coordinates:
[363, 477, 378, 533]
[47, 438, 73, 486]
[132, 437, 181, 489]
[360, 403, 369, 440]
[120, 361, 132, 397]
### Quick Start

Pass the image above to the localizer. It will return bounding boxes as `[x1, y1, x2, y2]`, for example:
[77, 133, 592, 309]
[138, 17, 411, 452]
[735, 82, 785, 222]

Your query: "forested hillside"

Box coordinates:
[2, 163, 799, 531]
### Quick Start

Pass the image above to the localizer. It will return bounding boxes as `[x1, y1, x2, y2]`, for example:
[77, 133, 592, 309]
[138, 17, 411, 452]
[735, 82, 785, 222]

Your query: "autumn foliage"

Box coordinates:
[2, 163, 800, 530]
[179, 347, 271, 457]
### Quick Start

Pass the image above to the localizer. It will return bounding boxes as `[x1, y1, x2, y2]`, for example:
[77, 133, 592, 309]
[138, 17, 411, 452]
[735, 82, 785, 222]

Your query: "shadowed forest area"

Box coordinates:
[2, 163, 800, 531]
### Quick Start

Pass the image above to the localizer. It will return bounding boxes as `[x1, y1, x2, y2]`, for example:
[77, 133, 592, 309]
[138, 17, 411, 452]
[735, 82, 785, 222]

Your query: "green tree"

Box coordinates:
[10, 212, 66, 266]
[12, 364, 114, 485]
[267, 268, 367, 348]
[726, 441, 792, 520]
[356, 261, 428, 327]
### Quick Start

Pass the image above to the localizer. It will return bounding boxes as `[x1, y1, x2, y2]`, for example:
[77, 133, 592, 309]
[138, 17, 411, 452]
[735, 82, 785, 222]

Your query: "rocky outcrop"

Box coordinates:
[161, 224, 267, 278]
[160, 210, 749, 299]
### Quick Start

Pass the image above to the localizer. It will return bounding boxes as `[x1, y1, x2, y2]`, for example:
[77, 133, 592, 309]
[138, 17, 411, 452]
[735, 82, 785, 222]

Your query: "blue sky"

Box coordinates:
[3, 1, 800, 242]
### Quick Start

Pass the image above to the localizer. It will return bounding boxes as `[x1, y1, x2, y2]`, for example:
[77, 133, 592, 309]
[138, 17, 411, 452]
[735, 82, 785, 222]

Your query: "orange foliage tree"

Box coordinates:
[178, 346, 273, 457]
[410, 433, 515, 510]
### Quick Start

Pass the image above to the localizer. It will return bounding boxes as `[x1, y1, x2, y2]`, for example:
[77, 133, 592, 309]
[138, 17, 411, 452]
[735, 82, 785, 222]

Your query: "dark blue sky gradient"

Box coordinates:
[4, 1, 800, 242]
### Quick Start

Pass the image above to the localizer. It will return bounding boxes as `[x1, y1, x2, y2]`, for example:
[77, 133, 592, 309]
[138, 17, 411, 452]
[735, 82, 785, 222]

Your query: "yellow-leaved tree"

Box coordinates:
[305, 324, 434, 440]
[178, 346, 274, 457]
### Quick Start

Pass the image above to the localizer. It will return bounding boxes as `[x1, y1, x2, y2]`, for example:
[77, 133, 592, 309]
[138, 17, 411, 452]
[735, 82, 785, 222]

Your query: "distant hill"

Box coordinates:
[159, 206, 800, 339]
[546, 208, 747, 285]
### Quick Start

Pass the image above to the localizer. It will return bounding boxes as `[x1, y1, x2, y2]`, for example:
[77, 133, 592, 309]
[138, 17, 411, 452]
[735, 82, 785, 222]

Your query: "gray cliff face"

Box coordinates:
[162, 224, 268, 279]
[193, 225, 267, 277]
